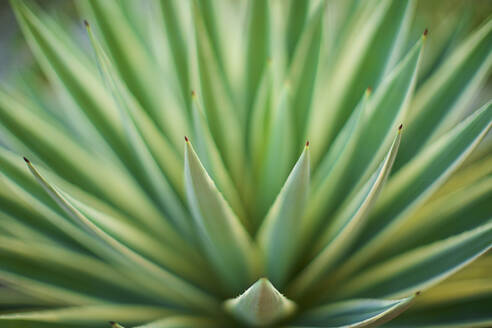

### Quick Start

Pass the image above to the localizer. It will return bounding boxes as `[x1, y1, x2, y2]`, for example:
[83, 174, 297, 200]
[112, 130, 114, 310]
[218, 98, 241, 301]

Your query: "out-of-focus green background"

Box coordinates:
[1, 0, 491, 87]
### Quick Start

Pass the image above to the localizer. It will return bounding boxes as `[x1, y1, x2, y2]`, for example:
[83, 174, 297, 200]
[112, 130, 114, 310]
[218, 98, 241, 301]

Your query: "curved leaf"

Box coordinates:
[291, 296, 414, 328]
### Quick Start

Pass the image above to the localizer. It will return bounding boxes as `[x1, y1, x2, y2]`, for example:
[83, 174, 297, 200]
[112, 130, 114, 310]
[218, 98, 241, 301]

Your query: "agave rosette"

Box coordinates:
[0, 0, 491, 327]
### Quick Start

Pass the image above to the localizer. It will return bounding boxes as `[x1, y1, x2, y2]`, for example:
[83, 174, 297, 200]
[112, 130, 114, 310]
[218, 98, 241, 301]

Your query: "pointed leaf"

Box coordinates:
[184, 139, 258, 293]
[257, 143, 310, 287]
[290, 127, 401, 297]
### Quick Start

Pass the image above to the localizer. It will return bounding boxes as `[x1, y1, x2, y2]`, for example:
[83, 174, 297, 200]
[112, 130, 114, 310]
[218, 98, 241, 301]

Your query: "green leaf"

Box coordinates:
[339, 100, 492, 277]
[257, 143, 310, 288]
[158, 0, 191, 114]
[341, 35, 424, 197]
[248, 60, 274, 176]
[244, 0, 270, 115]
[190, 93, 248, 228]
[24, 158, 219, 312]
[0, 305, 171, 328]
[308, 0, 414, 164]
[192, 1, 247, 196]
[302, 89, 370, 243]
[0, 236, 158, 305]
[184, 139, 258, 293]
[396, 18, 492, 170]
[84, 21, 192, 239]
[334, 222, 492, 300]
[386, 295, 492, 328]
[290, 296, 414, 328]
[371, 175, 492, 263]
[255, 84, 295, 222]
[289, 2, 324, 140]
[290, 127, 401, 298]
[285, 0, 311, 61]
[224, 278, 296, 327]
[133, 316, 217, 328]
[83, 0, 189, 149]
[10, 1, 127, 159]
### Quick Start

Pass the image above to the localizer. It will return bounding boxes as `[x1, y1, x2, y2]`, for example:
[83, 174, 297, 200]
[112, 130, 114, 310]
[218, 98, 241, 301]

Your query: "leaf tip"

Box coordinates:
[83, 19, 89, 28]
[398, 123, 403, 132]
[366, 86, 372, 95]
[108, 322, 116, 327]
[184, 136, 189, 143]
[23, 156, 30, 164]
[415, 290, 421, 296]
[305, 140, 310, 148]
[423, 28, 428, 39]
[191, 90, 196, 98]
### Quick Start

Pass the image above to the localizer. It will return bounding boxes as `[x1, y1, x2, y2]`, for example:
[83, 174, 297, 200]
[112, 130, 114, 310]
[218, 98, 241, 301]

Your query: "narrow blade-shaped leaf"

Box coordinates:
[290, 296, 414, 328]
[290, 127, 401, 298]
[257, 143, 310, 288]
[184, 139, 258, 293]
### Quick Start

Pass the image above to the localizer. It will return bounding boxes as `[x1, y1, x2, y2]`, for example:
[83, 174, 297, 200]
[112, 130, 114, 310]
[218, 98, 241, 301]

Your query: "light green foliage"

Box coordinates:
[0, 0, 491, 327]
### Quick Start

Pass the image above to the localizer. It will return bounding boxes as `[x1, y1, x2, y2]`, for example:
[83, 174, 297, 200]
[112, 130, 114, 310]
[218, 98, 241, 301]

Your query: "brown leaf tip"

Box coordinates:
[415, 291, 421, 296]
[191, 90, 196, 98]
[398, 124, 403, 130]
[423, 28, 428, 37]
[184, 136, 189, 142]
[83, 19, 89, 28]
[305, 140, 310, 147]
[23, 156, 30, 163]
[367, 86, 373, 94]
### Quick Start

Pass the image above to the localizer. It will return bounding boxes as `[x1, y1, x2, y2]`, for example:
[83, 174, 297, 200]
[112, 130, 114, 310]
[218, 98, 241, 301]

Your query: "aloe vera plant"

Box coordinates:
[0, 0, 491, 327]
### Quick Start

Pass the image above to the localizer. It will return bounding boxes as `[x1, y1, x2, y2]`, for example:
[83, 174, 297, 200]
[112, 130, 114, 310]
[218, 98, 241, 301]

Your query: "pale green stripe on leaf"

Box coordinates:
[257, 143, 310, 288]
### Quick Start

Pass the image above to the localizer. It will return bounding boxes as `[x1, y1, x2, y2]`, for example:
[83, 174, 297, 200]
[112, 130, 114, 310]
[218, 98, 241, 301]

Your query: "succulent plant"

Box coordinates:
[0, 0, 491, 327]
